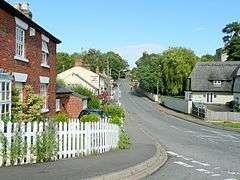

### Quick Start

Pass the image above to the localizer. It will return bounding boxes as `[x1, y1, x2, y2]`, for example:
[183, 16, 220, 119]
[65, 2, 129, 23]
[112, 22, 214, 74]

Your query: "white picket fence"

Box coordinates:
[0, 117, 120, 167]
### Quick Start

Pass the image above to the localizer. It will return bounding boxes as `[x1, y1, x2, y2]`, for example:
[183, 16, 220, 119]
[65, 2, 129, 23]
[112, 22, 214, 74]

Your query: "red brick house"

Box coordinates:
[56, 85, 88, 119]
[0, 1, 61, 116]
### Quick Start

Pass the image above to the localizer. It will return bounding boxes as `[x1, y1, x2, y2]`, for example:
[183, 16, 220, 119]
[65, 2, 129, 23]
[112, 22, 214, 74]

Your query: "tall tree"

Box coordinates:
[56, 52, 75, 73]
[223, 22, 240, 61]
[200, 54, 215, 62]
[133, 48, 198, 95]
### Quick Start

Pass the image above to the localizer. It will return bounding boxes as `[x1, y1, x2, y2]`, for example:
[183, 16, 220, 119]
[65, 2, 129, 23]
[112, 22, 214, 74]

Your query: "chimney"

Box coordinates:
[96, 67, 100, 75]
[14, 2, 32, 19]
[75, 59, 82, 67]
[14, 3, 21, 11]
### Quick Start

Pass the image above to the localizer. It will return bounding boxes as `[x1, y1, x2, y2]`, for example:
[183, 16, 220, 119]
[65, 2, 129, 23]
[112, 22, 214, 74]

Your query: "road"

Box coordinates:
[119, 79, 240, 180]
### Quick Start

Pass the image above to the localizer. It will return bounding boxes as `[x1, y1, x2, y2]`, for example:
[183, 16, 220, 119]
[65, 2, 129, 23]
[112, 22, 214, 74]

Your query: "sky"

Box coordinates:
[6, 0, 240, 68]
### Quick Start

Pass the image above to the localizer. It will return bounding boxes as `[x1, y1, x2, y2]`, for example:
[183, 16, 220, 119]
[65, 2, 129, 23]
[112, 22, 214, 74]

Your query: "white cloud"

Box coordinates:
[113, 43, 164, 68]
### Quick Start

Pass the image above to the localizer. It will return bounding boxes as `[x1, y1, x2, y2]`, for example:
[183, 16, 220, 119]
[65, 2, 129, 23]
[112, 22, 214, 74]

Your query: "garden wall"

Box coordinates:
[160, 96, 192, 114]
[206, 112, 240, 121]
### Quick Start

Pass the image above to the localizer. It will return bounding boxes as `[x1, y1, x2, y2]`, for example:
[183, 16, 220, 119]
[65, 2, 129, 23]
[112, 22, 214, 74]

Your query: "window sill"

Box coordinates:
[14, 55, 29, 63]
[41, 64, 50, 68]
[41, 108, 49, 113]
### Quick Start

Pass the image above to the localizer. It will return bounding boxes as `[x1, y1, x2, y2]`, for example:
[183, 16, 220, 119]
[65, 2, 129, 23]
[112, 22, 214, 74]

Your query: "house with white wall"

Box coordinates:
[186, 61, 240, 105]
[233, 67, 240, 105]
[57, 60, 105, 95]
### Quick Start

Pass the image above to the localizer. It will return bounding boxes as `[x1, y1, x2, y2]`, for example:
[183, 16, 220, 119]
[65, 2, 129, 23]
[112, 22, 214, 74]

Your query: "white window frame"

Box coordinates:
[15, 26, 25, 58]
[0, 81, 12, 121]
[41, 35, 50, 68]
[213, 80, 222, 87]
[14, 17, 29, 62]
[56, 99, 61, 112]
[40, 83, 49, 113]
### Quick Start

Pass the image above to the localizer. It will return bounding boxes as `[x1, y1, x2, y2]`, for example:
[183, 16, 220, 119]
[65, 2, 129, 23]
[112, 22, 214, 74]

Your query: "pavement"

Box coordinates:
[0, 84, 162, 180]
[118, 79, 240, 180]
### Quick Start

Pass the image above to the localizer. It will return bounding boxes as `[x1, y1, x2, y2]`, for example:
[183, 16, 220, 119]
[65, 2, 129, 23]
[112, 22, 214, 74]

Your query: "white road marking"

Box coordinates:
[170, 125, 180, 130]
[184, 130, 195, 134]
[214, 167, 220, 170]
[224, 179, 238, 180]
[173, 161, 194, 168]
[177, 155, 192, 161]
[191, 160, 210, 167]
[212, 174, 221, 177]
[196, 169, 212, 174]
[167, 151, 179, 156]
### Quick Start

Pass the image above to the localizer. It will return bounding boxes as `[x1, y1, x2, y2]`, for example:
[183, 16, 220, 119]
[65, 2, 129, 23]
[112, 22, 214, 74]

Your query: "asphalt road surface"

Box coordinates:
[119, 79, 240, 180]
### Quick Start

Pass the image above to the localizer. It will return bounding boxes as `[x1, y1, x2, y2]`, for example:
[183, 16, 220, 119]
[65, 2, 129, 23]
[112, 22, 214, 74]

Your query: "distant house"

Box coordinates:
[186, 61, 240, 104]
[0, 1, 61, 116]
[56, 85, 88, 119]
[233, 68, 240, 105]
[57, 60, 106, 95]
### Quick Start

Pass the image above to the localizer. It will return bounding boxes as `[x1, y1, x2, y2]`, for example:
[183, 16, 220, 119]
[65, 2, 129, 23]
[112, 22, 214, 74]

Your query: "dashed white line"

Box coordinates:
[212, 174, 221, 177]
[191, 160, 210, 167]
[173, 161, 194, 168]
[167, 151, 179, 156]
[195, 169, 212, 174]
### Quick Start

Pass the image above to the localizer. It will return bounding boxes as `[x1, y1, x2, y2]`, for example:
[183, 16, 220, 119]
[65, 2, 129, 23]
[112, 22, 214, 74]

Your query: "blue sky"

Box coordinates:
[6, 0, 240, 68]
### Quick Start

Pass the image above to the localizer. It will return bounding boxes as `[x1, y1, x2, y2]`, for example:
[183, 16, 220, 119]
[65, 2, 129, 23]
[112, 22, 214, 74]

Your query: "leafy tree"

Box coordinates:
[223, 22, 240, 61]
[133, 47, 198, 95]
[56, 52, 75, 73]
[57, 49, 128, 80]
[200, 54, 215, 62]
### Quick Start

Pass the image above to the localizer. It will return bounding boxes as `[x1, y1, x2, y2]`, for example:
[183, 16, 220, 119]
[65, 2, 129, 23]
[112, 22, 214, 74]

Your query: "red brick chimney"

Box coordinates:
[75, 59, 82, 67]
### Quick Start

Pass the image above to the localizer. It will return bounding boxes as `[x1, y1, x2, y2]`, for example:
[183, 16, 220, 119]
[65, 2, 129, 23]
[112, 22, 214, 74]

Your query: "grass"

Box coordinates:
[210, 121, 240, 128]
[173, 96, 185, 100]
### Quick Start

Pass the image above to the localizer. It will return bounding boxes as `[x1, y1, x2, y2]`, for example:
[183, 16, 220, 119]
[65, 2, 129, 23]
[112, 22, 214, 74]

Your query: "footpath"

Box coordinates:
[0, 111, 167, 180]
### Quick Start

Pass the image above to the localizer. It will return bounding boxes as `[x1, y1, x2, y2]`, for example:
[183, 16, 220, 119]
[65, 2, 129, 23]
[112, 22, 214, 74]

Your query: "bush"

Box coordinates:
[80, 113, 100, 122]
[88, 96, 101, 109]
[118, 130, 130, 149]
[71, 85, 101, 109]
[34, 125, 57, 162]
[71, 85, 94, 98]
[109, 116, 122, 126]
[102, 105, 125, 118]
[52, 113, 69, 122]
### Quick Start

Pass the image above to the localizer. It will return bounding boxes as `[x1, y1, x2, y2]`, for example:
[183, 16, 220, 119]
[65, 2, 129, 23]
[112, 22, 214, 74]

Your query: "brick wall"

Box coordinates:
[0, 8, 57, 115]
[59, 95, 83, 119]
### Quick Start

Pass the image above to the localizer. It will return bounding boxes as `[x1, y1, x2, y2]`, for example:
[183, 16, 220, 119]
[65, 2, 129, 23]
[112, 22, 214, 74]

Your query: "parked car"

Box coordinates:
[79, 109, 106, 118]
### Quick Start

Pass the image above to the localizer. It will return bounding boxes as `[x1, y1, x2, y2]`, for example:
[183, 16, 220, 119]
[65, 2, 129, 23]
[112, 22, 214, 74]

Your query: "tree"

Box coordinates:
[200, 54, 215, 62]
[133, 47, 198, 95]
[56, 52, 75, 73]
[223, 22, 240, 61]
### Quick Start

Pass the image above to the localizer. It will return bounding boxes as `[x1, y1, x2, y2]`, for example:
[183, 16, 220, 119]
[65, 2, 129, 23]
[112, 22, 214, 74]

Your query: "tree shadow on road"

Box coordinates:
[128, 91, 144, 97]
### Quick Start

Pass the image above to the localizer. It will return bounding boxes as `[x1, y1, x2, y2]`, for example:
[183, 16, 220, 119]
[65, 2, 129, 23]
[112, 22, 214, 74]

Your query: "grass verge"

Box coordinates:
[209, 121, 240, 129]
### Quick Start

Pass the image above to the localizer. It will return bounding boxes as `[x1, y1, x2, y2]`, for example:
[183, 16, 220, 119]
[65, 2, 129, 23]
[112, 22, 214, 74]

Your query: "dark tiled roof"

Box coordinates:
[1, 0, 61, 44]
[56, 85, 73, 94]
[72, 92, 89, 100]
[56, 85, 89, 99]
[189, 61, 240, 92]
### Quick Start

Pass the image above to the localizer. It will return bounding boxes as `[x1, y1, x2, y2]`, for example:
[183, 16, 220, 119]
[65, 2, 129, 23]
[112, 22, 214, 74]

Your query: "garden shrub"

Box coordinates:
[102, 105, 125, 118]
[34, 125, 57, 162]
[80, 113, 100, 122]
[118, 129, 130, 150]
[109, 116, 122, 126]
[52, 112, 69, 122]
